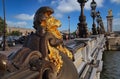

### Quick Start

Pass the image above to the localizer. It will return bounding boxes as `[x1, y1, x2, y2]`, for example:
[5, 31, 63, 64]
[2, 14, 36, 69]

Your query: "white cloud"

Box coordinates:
[15, 14, 34, 20]
[117, 13, 120, 16]
[51, 1, 56, 5]
[113, 18, 120, 31]
[51, 0, 104, 18]
[7, 21, 27, 27]
[56, 0, 79, 13]
[54, 0, 103, 12]
[38, 0, 46, 3]
[111, 0, 120, 4]
[54, 13, 63, 18]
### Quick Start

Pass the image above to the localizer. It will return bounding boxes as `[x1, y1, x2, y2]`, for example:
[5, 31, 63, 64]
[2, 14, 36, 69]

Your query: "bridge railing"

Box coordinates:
[70, 34, 106, 79]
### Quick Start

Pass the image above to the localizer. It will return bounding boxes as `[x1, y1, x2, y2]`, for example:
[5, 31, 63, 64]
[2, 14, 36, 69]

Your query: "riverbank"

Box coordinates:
[105, 36, 120, 51]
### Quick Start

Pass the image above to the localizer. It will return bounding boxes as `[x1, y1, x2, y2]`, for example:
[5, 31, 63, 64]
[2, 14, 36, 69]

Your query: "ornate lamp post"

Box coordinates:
[77, 0, 89, 38]
[100, 16, 106, 34]
[68, 16, 70, 39]
[90, 0, 97, 35]
[96, 11, 105, 34]
[96, 11, 100, 34]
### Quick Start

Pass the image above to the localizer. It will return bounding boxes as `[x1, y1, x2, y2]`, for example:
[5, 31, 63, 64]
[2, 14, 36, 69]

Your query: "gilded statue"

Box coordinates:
[108, 9, 112, 16]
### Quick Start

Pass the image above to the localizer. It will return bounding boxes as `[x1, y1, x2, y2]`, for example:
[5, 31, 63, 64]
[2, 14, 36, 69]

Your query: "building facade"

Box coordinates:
[7, 27, 35, 36]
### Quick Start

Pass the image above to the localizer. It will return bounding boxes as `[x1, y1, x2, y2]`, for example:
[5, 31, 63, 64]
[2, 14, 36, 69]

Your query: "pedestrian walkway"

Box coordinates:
[64, 39, 74, 45]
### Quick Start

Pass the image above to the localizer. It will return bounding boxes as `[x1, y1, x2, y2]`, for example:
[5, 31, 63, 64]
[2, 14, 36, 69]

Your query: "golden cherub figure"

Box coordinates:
[35, 6, 73, 73]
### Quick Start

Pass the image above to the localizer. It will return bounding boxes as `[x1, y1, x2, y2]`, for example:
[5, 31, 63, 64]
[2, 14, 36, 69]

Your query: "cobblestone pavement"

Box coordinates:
[0, 44, 22, 56]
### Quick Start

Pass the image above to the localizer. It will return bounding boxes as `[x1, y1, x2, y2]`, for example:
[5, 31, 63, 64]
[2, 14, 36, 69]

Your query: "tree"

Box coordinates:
[70, 31, 76, 39]
[0, 17, 7, 36]
[0, 17, 4, 36]
[9, 30, 22, 36]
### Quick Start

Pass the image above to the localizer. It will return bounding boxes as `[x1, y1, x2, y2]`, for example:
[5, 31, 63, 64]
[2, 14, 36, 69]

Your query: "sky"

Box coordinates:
[0, 0, 120, 32]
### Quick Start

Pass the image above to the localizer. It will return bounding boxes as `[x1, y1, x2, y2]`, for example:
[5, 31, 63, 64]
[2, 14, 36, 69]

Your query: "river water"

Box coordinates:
[100, 51, 120, 79]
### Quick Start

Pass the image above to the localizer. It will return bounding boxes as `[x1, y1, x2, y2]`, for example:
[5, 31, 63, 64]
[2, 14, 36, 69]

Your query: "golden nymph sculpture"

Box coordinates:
[40, 10, 73, 73]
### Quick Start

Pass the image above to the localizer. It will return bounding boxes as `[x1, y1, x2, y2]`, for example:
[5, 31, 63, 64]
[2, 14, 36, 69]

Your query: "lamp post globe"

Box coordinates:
[90, 0, 97, 10]
[97, 11, 100, 16]
[78, 0, 88, 3]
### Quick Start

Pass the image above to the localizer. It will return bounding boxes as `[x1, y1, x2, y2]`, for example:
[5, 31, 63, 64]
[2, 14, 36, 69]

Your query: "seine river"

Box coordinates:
[100, 51, 120, 79]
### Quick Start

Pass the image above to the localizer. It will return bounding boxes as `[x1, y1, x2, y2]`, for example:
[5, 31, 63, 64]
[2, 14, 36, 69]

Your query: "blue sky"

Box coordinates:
[0, 0, 120, 32]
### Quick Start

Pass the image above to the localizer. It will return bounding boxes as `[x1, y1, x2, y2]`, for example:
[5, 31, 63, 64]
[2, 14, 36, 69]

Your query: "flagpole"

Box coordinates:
[2, 0, 6, 51]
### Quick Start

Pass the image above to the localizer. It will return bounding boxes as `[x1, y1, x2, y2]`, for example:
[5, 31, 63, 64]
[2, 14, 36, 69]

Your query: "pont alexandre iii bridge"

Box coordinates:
[0, 7, 106, 79]
[0, 0, 118, 79]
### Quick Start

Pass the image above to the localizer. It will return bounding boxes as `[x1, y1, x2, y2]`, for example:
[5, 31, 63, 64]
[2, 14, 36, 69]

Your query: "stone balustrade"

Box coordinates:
[65, 34, 106, 79]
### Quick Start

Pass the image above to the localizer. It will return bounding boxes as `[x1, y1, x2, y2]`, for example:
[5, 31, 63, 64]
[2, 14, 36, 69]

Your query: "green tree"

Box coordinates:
[0, 17, 7, 36]
[0, 17, 4, 36]
[9, 30, 22, 36]
[71, 31, 76, 36]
